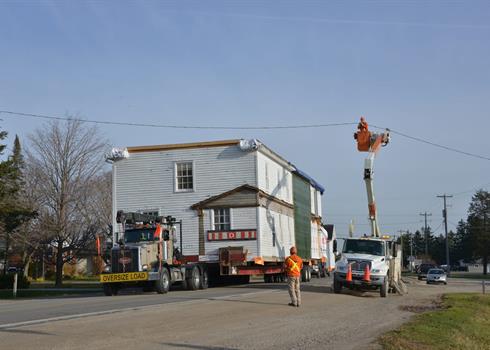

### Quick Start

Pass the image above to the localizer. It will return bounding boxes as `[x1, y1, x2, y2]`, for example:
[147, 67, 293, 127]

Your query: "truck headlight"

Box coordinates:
[103, 265, 111, 273]
[142, 264, 148, 271]
[371, 269, 381, 273]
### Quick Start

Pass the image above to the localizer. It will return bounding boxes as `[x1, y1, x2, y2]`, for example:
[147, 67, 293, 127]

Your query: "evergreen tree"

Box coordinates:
[467, 190, 490, 274]
[0, 134, 37, 275]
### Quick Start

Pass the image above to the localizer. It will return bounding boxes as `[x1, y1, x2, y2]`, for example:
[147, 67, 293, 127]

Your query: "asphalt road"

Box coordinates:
[0, 277, 484, 350]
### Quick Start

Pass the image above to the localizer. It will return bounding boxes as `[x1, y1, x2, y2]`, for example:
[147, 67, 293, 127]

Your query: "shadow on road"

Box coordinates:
[0, 328, 54, 336]
[228, 281, 334, 294]
[159, 342, 237, 350]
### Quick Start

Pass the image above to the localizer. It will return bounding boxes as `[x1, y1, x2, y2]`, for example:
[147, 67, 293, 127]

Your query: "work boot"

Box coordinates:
[288, 303, 296, 307]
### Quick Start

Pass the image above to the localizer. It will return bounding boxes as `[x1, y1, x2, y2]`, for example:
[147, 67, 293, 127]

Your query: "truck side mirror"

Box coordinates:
[163, 230, 170, 241]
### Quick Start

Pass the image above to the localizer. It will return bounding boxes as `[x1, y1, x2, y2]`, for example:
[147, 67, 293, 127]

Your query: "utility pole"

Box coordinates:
[419, 212, 432, 256]
[437, 194, 453, 274]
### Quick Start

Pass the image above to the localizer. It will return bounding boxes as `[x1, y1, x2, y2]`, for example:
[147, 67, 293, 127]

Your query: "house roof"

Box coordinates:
[191, 184, 294, 210]
[127, 139, 240, 153]
[293, 167, 325, 194]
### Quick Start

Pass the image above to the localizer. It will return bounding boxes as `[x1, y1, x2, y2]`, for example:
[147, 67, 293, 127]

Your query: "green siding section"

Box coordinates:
[293, 174, 311, 259]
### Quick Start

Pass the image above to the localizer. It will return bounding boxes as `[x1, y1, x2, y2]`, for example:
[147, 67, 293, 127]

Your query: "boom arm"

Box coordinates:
[354, 117, 390, 237]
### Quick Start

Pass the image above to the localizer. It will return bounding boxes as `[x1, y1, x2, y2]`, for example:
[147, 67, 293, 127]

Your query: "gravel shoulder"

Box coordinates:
[0, 277, 483, 350]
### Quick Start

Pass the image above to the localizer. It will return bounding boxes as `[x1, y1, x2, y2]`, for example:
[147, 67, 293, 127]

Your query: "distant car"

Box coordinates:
[418, 263, 437, 280]
[7, 267, 18, 274]
[426, 268, 447, 285]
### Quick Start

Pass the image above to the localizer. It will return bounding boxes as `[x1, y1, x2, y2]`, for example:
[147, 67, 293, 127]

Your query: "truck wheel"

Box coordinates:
[156, 269, 170, 294]
[199, 269, 209, 289]
[103, 283, 116, 296]
[380, 279, 388, 298]
[333, 277, 342, 294]
[264, 274, 273, 283]
[301, 268, 307, 282]
[306, 267, 312, 282]
[187, 266, 200, 290]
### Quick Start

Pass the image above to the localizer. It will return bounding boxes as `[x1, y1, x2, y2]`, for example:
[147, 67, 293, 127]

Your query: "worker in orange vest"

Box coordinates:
[285, 246, 303, 307]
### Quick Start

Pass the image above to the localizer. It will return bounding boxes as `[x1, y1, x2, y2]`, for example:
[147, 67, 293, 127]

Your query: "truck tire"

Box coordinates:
[301, 268, 307, 282]
[380, 278, 388, 298]
[333, 276, 342, 294]
[199, 269, 209, 289]
[264, 274, 273, 283]
[103, 283, 118, 296]
[156, 268, 170, 294]
[187, 265, 201, 291]
[306, 267, 312, 282]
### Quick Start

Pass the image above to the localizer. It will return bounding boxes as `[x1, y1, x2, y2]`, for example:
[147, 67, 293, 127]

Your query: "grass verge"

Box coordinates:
[380, 293, 490, 350]
[449, 272, 490, 280]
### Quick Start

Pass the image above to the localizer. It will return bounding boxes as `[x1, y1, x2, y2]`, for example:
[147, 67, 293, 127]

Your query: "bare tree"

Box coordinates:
[26, 119, 107, 286]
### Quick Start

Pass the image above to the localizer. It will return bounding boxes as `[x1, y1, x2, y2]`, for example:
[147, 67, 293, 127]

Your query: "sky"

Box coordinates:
[1, 0, 489, 239]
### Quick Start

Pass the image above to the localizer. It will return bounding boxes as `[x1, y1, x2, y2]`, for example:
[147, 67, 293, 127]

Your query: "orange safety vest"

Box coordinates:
[285, 255, 303, 277]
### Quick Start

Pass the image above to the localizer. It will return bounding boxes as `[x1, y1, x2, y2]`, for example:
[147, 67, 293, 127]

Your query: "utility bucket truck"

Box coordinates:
[334, 118, 405, 297]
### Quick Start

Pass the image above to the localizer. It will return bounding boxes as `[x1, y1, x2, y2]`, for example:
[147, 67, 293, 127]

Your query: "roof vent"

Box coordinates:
[106, 147, 129, 162]
[239, 139, 260, 151]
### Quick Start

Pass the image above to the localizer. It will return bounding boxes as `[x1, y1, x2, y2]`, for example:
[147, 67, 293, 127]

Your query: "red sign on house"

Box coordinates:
[207, 230, 257, 241]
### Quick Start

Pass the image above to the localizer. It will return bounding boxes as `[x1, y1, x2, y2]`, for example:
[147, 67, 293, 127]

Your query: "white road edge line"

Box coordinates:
[0, 289, 279, 330]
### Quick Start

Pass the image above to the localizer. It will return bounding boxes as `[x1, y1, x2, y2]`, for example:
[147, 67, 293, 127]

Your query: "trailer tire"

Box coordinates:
[187, 265, 200, 291]
[333, 276, 342, 294]
[380, 278, 388, 298]
[199, 268, 209, 289]
[156, 268, 170, 294]
[103, 283, 118, 296]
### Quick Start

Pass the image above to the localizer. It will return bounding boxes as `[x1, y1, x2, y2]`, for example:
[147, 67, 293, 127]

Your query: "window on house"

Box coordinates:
[175, 162, 193, 191]
[213, 208, 231, 231]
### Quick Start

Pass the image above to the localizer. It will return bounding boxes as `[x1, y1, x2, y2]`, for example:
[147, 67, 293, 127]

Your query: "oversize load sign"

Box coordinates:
[100, 272, 148, 283]
[207, 230, 257, 241]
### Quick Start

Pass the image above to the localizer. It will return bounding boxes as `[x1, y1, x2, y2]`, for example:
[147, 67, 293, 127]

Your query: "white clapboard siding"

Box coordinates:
[256, 151, 293, 204]
[203, 207, 258, 259]
[258, 207, 295, 259]
[311, 221, 321, 259]
[114, 145, 256, 256]
[317, 189, 323, 218]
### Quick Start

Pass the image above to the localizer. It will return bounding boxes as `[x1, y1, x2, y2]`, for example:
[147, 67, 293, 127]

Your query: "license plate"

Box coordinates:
[100, 272, 148, 283]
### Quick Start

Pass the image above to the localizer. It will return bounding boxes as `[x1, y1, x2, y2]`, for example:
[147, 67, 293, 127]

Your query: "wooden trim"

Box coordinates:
[258, 190, 294, 210]
[127, 139, 240, 153]
[191, 184, 259, 209]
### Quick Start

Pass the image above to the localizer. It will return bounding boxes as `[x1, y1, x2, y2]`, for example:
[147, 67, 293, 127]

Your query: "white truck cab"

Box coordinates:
[334, 237, 400, 297]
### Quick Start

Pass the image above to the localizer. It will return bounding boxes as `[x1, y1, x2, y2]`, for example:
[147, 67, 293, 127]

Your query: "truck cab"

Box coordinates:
[101, 211, 207, 296]
[333, 236, 400, 297]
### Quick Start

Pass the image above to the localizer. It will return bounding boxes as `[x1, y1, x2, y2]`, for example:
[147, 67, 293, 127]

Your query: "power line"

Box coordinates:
[0, 110, 356, 130]
[2, 109, 489, 161]
[371, 124, 490, 161]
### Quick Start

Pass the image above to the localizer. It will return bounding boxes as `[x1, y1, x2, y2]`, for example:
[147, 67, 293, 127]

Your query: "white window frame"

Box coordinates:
[211, 208, 232, 231]
[174, 161, 195, 193]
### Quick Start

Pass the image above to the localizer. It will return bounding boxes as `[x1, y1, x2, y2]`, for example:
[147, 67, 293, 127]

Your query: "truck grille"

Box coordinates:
[111, 247, 139, 273]
[348, 260, 372, 272]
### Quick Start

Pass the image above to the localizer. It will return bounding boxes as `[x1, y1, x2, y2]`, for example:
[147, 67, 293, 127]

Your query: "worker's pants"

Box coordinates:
[288, 276, 301, 306]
